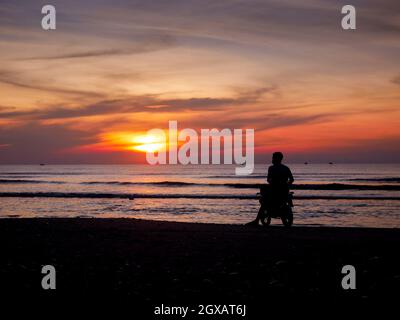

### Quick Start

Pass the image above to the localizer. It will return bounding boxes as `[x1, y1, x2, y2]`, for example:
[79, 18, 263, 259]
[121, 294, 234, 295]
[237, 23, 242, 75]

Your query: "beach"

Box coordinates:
[1, 218, 399, 313]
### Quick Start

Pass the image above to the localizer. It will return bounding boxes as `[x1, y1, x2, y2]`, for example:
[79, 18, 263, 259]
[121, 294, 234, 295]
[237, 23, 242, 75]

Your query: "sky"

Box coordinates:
[0, 0, 399, 164]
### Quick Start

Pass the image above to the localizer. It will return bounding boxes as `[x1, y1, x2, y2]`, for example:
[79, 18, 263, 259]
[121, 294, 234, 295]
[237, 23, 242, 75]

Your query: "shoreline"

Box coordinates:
[1, 216, 400, 229]
[2, 215, 399, 229]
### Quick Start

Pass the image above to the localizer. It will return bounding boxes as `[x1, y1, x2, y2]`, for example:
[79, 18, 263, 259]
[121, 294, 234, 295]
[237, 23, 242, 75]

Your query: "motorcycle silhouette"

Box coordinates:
[257, 185, 294, 227]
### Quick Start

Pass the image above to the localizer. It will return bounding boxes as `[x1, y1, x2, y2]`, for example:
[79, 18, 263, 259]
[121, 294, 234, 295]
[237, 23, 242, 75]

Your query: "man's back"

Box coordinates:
[267, 163, 294, 186]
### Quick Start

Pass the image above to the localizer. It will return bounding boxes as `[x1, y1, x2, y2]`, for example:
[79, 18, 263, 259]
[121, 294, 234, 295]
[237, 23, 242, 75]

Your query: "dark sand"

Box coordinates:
[1, 218, 399, 315]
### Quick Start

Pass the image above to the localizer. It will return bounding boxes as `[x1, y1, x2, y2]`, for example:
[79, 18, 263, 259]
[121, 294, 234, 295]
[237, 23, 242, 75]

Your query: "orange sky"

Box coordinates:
[0, 0, 399, 163]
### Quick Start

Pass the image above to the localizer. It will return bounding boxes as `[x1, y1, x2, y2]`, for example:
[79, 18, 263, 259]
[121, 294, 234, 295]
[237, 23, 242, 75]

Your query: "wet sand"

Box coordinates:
[1, 218, 399, 314]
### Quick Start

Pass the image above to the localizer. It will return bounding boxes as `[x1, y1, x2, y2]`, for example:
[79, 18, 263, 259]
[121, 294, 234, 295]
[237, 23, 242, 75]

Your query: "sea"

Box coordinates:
[0, 164, 399, 228]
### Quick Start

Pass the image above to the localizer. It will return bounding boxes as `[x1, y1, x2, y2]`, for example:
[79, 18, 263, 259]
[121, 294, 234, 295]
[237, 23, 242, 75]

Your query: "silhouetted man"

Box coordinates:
[267, 151, 294, 199]
[247, 152, 294, 225]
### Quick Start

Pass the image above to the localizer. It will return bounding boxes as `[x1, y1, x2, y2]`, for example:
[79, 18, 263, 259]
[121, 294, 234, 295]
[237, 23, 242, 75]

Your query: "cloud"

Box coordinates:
[0, 71, 105, 98]
[391, 74, 400, 86]
[0, 105, 16, 112]
[19, 36, 177, 61]
[186, 112, 334, 132]
[0, 122, 89, 163]
[0, 86, 276, 120]
[21, 49, 129, 61]
[0, 121, 145, 164]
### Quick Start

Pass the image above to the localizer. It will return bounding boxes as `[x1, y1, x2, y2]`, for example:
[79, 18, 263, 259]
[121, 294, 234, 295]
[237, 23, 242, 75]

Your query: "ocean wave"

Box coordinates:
[82, 181, 400, 190]
[0, 172, 84, 175]
[2, 178, 400, 191]
[350, 178, 400, 182]
[0, 171, 197, 176]
[207, 173, 378, 178]
[206, 175, 267, 179]
[225, 183, 400, 190]
[0, 192, 399, 201]
[82, 181, 200, 186]
[0, 179, 64, 184]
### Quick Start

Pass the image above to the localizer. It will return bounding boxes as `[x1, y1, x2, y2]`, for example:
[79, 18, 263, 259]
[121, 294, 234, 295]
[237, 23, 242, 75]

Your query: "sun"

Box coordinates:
[131, 134, 166, 153]
[133, 142, 165, 153]
[98, 131, 167, 154]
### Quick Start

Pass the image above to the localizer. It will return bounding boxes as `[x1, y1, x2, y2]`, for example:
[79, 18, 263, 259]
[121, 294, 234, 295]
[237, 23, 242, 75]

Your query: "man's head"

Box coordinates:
[272, 152, 283, 165]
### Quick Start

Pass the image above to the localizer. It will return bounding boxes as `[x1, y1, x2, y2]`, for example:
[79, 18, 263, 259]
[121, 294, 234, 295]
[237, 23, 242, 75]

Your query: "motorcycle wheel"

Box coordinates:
[261, 216, 271, 227]
[261, 210, 271, 227]
[281, 208, 293, 227]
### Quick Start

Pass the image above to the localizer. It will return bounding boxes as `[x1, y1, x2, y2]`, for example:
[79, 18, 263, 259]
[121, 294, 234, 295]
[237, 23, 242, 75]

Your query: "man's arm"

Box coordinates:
[267, 166, 272, 184]
[287, 167, 294, 185]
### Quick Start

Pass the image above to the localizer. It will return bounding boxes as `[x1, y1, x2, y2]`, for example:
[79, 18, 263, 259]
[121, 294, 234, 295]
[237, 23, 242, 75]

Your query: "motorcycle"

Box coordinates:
[257, 185, 294, 227]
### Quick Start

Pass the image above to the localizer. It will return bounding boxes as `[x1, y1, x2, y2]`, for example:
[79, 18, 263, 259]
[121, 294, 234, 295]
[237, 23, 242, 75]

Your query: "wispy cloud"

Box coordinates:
[19, 37, 176, 61]
[21, 49, 129, 61]
[391, 74, 400, 86]
[0, 71, 105, 98]
[0, 86, 276, 120]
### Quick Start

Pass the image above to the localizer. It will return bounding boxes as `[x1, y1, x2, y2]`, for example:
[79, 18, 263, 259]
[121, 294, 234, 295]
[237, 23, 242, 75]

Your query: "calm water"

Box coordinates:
[0, 164, 399, 227]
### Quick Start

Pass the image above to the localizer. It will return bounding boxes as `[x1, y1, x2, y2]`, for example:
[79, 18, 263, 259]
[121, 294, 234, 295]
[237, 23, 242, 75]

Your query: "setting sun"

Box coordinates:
[131, 134, 166, 153]
[99, 132, 167, 153]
